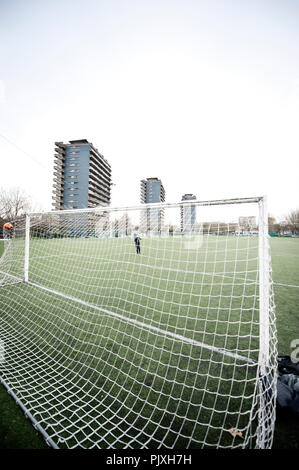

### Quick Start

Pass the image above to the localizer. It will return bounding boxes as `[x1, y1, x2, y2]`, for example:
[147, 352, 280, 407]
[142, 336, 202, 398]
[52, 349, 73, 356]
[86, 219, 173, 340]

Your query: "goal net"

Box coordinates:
[0, 197, 277, 449]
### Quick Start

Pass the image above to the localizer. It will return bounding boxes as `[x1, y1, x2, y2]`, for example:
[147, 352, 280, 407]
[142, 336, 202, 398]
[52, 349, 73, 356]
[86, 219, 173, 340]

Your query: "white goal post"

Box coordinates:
[0, 196, 277, 449]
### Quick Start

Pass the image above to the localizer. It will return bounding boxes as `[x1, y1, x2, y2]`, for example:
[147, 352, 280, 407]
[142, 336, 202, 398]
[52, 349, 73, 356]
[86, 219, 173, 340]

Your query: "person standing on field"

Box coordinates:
[134, 234, 141, 254]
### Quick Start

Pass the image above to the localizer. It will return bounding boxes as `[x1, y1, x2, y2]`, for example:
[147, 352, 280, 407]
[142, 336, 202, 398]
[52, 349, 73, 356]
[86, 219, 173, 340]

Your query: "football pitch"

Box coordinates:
[0, 235, 298, 448]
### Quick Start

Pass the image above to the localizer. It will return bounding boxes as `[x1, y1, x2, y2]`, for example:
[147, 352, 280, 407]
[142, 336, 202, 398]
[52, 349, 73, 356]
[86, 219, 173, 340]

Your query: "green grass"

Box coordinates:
[270, 238, 299, 353]
[0, 236, 298, 448]
[268, 237, 299, 449]
[0, 384, 48, 449]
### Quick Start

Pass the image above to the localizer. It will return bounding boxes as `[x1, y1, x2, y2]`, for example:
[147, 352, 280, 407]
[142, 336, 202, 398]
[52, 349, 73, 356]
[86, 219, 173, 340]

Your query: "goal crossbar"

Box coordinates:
[28, 196, 263, 217]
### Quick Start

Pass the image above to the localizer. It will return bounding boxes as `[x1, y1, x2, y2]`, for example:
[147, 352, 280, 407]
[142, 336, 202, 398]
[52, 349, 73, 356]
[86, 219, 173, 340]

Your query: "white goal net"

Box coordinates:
[0, 197, 277, 449]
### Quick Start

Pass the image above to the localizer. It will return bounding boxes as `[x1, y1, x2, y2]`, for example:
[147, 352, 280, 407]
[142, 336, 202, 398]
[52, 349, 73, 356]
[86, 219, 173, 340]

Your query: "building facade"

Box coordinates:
[140, 177, 166, 205]
[181, 194, 197, 233]
[140, 178, 165, 234]
[52, 139, 112, 211]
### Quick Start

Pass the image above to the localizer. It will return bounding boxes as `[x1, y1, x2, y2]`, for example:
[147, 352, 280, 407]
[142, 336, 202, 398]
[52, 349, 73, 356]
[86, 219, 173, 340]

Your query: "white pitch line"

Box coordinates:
[274, 282, 299, 289]
[26, 279, 255, 364]
[0, 270, 23, 285]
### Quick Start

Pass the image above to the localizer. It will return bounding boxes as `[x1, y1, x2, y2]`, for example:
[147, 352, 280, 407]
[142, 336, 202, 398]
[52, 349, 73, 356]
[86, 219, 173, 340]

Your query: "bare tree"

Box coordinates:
[268, 216, 276, 233]
[0, 187, 32, 221]
[285, 210, 299, 235]
[120, 212, 132, 236]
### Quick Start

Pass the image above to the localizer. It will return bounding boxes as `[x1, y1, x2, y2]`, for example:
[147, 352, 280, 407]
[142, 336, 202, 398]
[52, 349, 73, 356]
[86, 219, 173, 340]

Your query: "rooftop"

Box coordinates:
[69, 139, 89, 144]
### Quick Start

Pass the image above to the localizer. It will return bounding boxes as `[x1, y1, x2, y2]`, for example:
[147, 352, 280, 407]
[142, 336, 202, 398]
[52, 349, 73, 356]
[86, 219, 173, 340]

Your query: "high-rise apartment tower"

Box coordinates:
[52, 139, 111, 210]
[181, 193, 197, 233]
[140, 177, 165, 234]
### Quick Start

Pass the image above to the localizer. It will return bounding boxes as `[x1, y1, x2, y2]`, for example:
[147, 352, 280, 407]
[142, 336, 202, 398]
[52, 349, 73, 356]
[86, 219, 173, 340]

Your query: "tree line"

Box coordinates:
[1, 187, 299, 236]
[0, 187, 32, 235]
[268, 212, 299, 236]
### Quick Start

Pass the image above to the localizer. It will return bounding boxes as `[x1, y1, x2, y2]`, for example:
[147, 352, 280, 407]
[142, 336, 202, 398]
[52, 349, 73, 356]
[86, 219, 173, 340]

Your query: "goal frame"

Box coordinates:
[23, 197, 272, 372]
[1, 195, 276, 449]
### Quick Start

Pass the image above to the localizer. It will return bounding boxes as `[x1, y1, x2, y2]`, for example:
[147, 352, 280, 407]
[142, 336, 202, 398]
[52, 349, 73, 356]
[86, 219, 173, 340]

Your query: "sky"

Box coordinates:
[0, 0, 298, 219]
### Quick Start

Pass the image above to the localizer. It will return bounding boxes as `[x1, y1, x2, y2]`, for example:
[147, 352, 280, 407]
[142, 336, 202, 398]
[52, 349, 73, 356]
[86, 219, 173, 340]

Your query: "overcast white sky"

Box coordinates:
[0, 0, 298, 219]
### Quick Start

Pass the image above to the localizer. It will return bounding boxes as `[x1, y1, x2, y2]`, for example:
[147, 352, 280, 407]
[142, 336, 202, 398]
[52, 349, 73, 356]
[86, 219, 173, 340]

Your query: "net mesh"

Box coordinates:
[0, 199, 277, 449]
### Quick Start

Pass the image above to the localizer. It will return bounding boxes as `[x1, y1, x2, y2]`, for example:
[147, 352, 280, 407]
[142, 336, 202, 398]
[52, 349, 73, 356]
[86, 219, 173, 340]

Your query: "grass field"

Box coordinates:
[0, 235, 298, 449]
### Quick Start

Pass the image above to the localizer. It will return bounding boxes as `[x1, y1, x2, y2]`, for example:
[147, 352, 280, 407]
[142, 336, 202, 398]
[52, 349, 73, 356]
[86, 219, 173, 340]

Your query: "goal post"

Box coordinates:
[0, 217, 28, 286]
[0, 197, 277, 449]
[24, 214, 30, 283]
[258, 196, 270, 372]
[256, 196, 277, 449]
